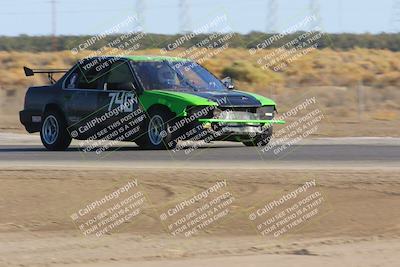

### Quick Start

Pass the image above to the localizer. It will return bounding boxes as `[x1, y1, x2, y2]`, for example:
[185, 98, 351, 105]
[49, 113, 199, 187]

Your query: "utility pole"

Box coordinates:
[179, 0, 191, 33]
[51, 0, 57, 51]
[136, 0, 145, 31]
[309, 0, 322, 30]
[391, 0, 400, 32]
[337, 0, 342, 32]
[266, 0, 278, 33]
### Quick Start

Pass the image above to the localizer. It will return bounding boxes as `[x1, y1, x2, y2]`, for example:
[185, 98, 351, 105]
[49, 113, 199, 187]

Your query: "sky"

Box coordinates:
[0, 0, 396, 36]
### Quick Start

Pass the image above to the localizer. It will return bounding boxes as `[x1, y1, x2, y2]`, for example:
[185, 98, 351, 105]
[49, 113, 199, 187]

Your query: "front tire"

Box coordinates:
[242, 127, 273, 147]
[135, 109, 177, 150]
[40, 110, 72, 151]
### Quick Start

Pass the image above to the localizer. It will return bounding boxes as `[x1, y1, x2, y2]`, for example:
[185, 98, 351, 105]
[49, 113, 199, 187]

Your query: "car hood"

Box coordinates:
[154, 89, 275, 107]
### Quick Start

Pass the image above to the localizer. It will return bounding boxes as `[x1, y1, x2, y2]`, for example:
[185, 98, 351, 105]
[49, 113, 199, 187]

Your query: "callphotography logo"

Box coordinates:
[2, 1, 399, 267]
[158, 180, 235, 237]
[67, 92, 145, 157]
[70, 179, 148, 237]
[248, 179, 328, 238]
[248, 14, 328, 73]
[255, 96, 325, 158]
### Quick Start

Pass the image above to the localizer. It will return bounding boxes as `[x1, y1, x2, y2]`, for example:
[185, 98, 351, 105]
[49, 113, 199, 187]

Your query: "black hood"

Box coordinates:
[172, 89, 262, 107]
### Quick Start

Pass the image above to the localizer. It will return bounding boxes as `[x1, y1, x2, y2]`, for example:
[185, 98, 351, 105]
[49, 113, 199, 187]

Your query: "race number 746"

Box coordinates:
[108, 92, 137, 112]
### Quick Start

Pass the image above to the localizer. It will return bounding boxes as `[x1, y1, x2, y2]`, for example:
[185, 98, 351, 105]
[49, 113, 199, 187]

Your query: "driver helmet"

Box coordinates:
[156, 64, 176, 87]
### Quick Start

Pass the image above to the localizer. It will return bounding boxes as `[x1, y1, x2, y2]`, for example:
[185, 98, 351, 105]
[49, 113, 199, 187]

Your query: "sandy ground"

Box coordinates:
[0, 168, 399, 266]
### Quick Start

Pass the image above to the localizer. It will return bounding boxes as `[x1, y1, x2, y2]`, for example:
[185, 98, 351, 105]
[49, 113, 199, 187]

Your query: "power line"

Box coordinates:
[309, 0, 322, 30]
[337, 0, 342, 32]
[179, 0, 191, 33]
[51, 0, 57, 50]
[391, 0, 400, 32]
[266, 0, 278, 33]
[135, 0, 145, 30]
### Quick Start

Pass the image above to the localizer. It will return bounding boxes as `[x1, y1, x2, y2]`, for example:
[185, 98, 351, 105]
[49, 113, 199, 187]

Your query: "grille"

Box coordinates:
[217, 106, 275, 120]
[219, 107, 257, 113]
[218, 110, 261, 120]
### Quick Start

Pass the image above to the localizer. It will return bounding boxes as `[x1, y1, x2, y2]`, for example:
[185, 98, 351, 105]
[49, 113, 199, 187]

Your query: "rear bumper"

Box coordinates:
[19, 110, 41, 133]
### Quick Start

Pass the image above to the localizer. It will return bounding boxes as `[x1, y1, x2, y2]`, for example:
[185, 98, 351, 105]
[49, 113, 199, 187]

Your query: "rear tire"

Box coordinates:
[242, 127, 273, 147]
[135, 108, 177, 150]
[40, 110, 72, 151]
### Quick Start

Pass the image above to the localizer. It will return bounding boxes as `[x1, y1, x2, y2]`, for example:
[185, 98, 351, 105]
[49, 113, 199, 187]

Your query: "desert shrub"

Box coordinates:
[1, 48, 400, 91]
[222, 61, 260, 83]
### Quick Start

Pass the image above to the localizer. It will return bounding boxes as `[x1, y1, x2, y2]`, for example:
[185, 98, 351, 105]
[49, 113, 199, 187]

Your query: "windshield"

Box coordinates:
[130, 60, 227, 91]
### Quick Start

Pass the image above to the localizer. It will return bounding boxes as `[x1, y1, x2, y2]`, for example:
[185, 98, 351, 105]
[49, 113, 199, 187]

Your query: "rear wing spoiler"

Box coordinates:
[23, 66, 69, 84]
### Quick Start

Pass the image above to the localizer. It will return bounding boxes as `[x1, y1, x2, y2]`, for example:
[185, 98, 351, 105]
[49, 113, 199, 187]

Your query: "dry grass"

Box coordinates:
[2, 48, 400, 90]
[0, 48, 399, 135]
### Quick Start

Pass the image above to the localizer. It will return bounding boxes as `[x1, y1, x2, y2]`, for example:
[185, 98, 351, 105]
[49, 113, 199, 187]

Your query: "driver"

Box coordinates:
[156, 64, 179, 88]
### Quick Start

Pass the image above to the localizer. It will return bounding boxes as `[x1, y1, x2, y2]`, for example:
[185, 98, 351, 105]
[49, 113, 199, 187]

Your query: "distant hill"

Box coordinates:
[1, 32, 400, 52]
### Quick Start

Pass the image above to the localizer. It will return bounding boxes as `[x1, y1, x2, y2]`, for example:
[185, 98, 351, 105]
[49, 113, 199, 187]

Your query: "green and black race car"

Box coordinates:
[20, 55, 284, 151]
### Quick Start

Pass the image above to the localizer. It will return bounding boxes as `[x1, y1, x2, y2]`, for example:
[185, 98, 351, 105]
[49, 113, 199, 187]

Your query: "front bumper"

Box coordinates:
[198, 118, 285, 124]
[197, 118, 285, 136]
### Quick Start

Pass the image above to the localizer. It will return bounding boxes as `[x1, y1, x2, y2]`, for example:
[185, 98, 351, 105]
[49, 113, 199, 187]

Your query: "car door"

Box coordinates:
[62, 62, 106, 138]
[96, 60, 144, 141]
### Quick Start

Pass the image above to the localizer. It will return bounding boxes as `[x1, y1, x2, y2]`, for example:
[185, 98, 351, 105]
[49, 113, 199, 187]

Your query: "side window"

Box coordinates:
[76, 65, 103, 90]
[103, 62, 136, 91]
[64, 68, 80, 89]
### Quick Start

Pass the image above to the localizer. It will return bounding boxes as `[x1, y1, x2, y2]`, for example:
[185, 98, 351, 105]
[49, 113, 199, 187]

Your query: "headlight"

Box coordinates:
[213, 107, 222, 118]
[257, 106, 275, 120]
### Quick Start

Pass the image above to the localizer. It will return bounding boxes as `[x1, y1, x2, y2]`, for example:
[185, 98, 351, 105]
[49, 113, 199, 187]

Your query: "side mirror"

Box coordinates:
[221, 77, 234, 90]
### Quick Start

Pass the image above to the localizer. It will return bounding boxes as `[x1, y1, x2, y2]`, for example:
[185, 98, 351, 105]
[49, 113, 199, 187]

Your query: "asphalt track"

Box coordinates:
[0, 133, 399, 169]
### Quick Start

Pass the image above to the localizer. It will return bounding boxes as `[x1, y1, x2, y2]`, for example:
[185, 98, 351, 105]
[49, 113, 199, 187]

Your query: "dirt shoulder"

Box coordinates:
[0, 168, 399, 266]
